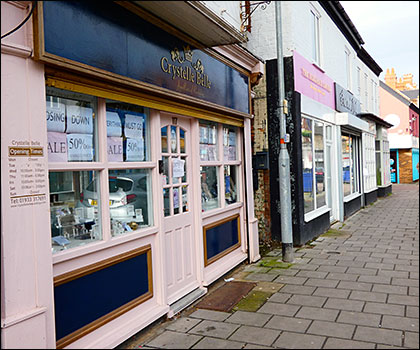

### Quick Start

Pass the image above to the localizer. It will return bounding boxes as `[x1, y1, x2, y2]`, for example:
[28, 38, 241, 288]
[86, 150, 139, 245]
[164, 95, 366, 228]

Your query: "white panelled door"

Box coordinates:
[160, 114, 198, 304]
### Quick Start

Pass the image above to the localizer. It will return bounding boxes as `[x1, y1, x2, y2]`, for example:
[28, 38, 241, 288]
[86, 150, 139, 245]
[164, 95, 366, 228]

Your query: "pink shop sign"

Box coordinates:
[293, 51, 335, 109]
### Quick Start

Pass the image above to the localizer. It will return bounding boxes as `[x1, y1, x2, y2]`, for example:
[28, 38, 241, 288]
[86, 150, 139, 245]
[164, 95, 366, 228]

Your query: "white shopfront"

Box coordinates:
[1, 2, 262, 348]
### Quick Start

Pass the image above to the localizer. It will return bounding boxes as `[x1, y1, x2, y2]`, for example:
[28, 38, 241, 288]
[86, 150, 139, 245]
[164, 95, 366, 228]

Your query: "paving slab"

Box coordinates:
[188, 320, 239, 339]
[228, 325, 280, 347]
[191, 337, 245, 349]
[272, 332, 326, 349]
[145, 330, 202, 349]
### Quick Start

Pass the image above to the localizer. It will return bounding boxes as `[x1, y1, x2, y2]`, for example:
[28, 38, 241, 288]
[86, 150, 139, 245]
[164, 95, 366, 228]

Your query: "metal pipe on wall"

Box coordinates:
[275, 1, 294, 262]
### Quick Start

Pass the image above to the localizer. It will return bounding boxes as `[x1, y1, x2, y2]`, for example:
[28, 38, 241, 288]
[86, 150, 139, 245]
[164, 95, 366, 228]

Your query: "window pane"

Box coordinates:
[199, 121, 218, 161]
[161, 126, 168, 153]
[107, 169, 153, 236]
[182, 185, 188, 212]
[50, 170, 101, 253]
[224, 126, 237, 161]
[46, 87, 97, 163]
[170, 125, 177, 153]
[163, 188, 170, 217]
[224, 165, 238, 205]
[314, 122, 326, 208]
[106, 100, 149, 162]
[342, 135, 351, 196]
[180, 128, 186, 154]
[173, 187, 180, 215]
[201, 166, 219, 211]
[162, 156, 169, 185]
[302, 117, 314, 214]
[351, 137, 358, 192]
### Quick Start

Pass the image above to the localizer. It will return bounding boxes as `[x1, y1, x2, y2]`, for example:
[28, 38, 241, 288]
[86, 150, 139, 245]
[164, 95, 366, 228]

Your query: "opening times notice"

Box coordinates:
[8, 140, 48, 208]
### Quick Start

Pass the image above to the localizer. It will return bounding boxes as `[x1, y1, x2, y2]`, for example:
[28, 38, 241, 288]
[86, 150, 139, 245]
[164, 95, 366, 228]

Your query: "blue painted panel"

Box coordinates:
[206, 217, 239, 261]
[412, 148, 419, 181]
[54, 251, 149, 341]
[42, 1, 249, 114]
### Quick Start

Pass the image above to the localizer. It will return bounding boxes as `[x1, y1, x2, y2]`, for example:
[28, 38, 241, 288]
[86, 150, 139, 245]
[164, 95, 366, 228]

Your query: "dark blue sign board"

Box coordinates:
[204, 215, 240, 264]
[54, 250, 150, 342]
[42, 1, 249, 114]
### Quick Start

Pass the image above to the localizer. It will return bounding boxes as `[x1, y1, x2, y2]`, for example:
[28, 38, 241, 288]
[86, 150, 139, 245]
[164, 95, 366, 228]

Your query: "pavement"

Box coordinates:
[117, 183, 419, 349]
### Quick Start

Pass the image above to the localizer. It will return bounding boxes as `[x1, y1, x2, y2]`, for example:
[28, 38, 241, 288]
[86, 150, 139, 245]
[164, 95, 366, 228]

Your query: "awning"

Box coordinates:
[336, 112, 369, 133]
[132, 1, 247, 47]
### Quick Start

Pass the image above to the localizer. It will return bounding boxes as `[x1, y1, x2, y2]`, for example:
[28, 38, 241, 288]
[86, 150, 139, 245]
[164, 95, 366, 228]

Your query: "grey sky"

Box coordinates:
[341, 1, 419, 87]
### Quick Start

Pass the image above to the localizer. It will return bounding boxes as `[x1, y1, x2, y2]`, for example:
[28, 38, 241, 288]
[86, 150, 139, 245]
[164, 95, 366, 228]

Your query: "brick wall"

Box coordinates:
[399, 149, 413, 183]
[251, 69, 272, 242]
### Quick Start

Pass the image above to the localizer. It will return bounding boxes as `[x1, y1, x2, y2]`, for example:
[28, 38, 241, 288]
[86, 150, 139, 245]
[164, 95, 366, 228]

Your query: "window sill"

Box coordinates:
[312, 62, 325, 73]
[304, 206, 330, 223]
[52, 225, 159, 265]
[202, 202, 243, 220]
[343, 192, 361, 203]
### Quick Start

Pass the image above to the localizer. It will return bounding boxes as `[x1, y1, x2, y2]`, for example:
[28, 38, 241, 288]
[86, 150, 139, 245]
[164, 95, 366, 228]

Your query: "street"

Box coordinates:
[119, 183, 419, 349]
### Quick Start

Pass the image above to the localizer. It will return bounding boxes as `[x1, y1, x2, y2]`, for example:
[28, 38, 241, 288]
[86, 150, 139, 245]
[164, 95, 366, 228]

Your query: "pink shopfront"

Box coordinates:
[1, 2, 262, 348]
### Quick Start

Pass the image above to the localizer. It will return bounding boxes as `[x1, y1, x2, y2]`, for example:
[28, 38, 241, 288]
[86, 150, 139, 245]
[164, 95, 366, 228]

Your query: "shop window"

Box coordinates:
[342, 133, 360, 196]
[106, 100, 150, 162]
[199, 120, 241, 212]
[302, 117, 326, 215]
[47, 87, 153, 254]
[50, 170, 101, 253]
[46, 88, 97, 163]
[363, 133, 376, 192]
[201, 166, 219, 211]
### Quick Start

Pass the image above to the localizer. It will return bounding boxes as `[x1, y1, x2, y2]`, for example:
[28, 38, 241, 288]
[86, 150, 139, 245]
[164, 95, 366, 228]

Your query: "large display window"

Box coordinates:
[301, 117, 326, 215]
[47, 87, 153, 253]
[199, 121, 241, 212]
[342, 133, 360, 197]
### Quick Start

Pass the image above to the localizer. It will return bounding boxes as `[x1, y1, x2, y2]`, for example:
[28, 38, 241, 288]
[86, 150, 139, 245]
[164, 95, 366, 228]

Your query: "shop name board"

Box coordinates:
[293, 50, 335, 109]
[42, 2, 249, 113]
[335, 82, 361, 115]
[161, 46, 211, 89]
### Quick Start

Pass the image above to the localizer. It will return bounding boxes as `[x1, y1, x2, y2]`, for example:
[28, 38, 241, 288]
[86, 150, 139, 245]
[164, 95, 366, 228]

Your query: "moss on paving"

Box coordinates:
[321, 229, 350, 237]
[233, 290, 272, 312]
[258, 257, 293, 269]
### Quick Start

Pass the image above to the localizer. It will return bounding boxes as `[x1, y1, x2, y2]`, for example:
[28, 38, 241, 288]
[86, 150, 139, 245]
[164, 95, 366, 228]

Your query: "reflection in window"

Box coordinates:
[107, 169, 152, 235]
[106, 100, 149, 162]
[302, 117, 314, 214]
[223, 126, 237, 161]
[224, 165, 238, 205]
[342, 134, 359, 196]
[342, 135, 351, 196]
[46, 87, 97, 163]
[314, 122, 325, 208]
[201, 166, 219, 211]
[50, 171, 101, 253]
[302, 117, 328, 214]
[199, 121, 218, 161]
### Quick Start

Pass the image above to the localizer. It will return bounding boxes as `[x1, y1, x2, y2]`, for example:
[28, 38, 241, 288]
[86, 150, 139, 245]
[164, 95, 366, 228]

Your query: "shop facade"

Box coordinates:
[271, 50, 371, 245]
[380, 81, 420, 183]
[1, 2, 262, 348]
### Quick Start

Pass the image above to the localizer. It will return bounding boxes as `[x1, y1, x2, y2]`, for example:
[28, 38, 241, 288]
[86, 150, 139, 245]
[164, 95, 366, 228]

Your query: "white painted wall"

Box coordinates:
[202, 1, 243, 32]
[244, 1, 380, 115]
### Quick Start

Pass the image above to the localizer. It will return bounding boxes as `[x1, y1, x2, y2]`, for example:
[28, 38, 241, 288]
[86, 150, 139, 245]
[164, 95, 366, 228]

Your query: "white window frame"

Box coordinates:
[342, 132, 361, 199]
[48, 87, 157, 262]
[310, 8, 321, 66]
[200, 121, 243, 218]
[302, 116, 328, 220]
[345, 47, 352, 90]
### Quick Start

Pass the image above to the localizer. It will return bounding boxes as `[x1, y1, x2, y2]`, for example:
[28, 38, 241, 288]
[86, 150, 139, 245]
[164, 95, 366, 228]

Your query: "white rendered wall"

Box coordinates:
[202, 1, 242, 32]
[244, 1, 380, 115]
[1, 2, 55, 348]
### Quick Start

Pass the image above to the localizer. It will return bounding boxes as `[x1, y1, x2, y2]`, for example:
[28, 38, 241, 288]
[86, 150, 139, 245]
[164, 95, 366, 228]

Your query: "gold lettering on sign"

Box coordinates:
[301, 68, 331, 93]
[161, 45, 211, 89]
